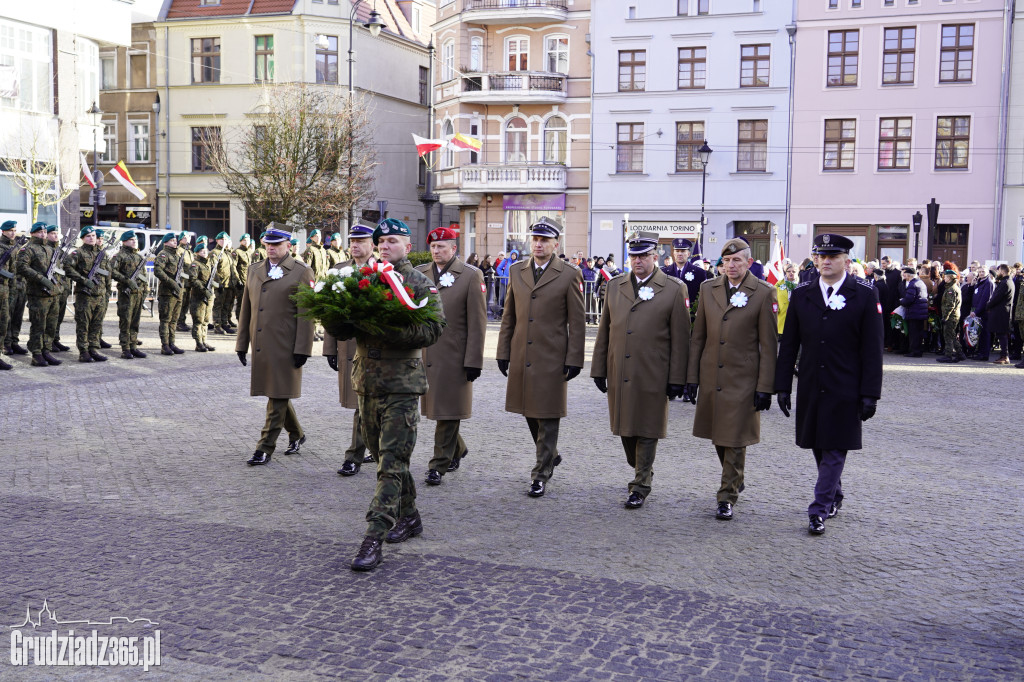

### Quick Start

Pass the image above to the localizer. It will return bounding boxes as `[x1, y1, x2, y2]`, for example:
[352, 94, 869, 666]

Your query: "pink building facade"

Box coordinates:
[790, 0, 1010, 267]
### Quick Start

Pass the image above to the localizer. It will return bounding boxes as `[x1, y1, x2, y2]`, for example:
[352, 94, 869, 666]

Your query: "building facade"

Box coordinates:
[999, 0, 1024, 266]
[791, 0, 1010, 266]
[590, 0, 793, 265]
[430, 0, 592, 258]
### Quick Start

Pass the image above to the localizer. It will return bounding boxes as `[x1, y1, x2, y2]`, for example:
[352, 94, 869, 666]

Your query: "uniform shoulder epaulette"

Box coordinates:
[463, 262, 482, 274]
[795, 281, 813, 289]
[664, 274, 683, 285]
[856, 278, 874, 289]
[609, 272, 629, 284]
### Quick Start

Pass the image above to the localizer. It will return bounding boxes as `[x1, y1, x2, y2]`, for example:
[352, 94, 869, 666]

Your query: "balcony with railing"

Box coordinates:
[438, 71, 567, 104]
[462, 0, 568, 24]
[435, 164, 567, 198]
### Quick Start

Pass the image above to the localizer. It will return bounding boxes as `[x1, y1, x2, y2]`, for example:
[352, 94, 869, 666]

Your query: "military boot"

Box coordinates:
[89, 350, 107, 362]
[195, 344, 207, 352]
[42, 351, 62, 366]
[385, 512, 423, 544]
[120, 350, 134, 359]
[169, 344, 185, 354]
[351, 536, 383, 572]
[213, 325, 225, 334]
[131, 348, 148, 358]
[160, 344, 173, 356]
[78, 351, 94, 363]
[203, 343, 216, 352]
[0, 357, 11, 370]
[30, 354, 49, 367]
[51, 341, 70, 352]
[10, 343, 28, 355]
[98, 338, 112, 349]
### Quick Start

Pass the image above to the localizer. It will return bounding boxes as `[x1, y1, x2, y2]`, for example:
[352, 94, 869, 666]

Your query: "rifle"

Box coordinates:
[85, 232, 117, 286]
[127, 245, 155, 288]
[205, 251, 222, 293]
[173, 253, 187, 286]
[43, 229, 77, 287]
[0, 235, 28, 280]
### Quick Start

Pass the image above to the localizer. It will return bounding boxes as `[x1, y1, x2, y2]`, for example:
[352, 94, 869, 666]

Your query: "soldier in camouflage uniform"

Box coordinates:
[176, 232, 193, 333]
[188, 241, 216, 352]
[0, 220, 23, 369]
[65, 226, 111, 363]
[211, 232, 235, 334]
[232, 233, 252, 326]
[17, 222, 62, 367]
[252, 231, 267, 264]
[93, 230, 115, 350]
[109, 230, 149, 359]
[350, 218, 446, 572]
[326, 232, 345, 269]
[152, 232, 186, 355]
[303, 229, 328, 341]
[937, 266, 965, 363]
[4, 220, 28, 357]
[44, 226, 72, 353]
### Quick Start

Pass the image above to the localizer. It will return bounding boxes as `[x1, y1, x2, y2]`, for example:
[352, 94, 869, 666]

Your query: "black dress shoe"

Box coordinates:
[936, 355, 956, 363]
[808, 515, 826, 535]
[528, 480, 545, 497]
[31, 354, 49, 367]
[78, 352, 93, 363]
[10, 343, 28, 355]
[223, 326, 237, 335]
[553, 455, 562, 467]
[447, 450, 467, 472]
[99, 339, 112, 349]
[827, 500, 842, 519]
[51, 341, 70, 352]
[385, 512, 423, 544]
[338, 461, 360, 476]
[351, 536, 383, 571]
[362, 453, 375, 463]
[284, 435, 305, 455]
[247, 450, 271, 465]
[89, 350, 107, 362]
[625, 491, 645, 509]
[715, 502, 733, 520]
[169, 344, 185, 354]
[425, 469, 442, 485]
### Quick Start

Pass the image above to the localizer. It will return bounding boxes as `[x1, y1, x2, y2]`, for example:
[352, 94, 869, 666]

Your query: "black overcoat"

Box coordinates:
[985, 277, 1015, 335]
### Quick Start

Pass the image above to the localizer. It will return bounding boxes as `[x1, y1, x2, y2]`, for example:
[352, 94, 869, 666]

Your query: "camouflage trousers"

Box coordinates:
[213, 286, 234, 327]
[6, 281, 26, 347]
[116, 289, 145, 350]
[54, 288, 70, 343]
[0, 285, 9, 350]
[190, 293, 212, 344]
[359, 392, 420, 539]
[943, 318, 964, 358]
[157, 295, 182, 346]
[74, 293, 105, 353]
[26, 294, 59, 355]
[177, 287, 191, 325]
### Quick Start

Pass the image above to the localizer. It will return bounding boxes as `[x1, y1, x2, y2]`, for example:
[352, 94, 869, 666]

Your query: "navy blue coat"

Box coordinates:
[972, 277, 992, 317]
[899, 277, 929, 320]
[985, 276, 1015, 334]
[661, 258, 707, 305]
[775, 276, 884, 451]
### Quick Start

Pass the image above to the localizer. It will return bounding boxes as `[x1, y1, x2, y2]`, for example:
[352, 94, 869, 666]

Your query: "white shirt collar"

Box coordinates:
[635, 272, 653, 286]
[820, 273, 846, 303]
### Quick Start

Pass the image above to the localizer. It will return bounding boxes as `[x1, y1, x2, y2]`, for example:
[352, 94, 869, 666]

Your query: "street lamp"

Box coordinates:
[912, 210, 923, 262]
[347, 2, 386, 229]
[926, 197, 940, 262]
[87, 101, 103, 227]
[698, 140, 712, 255]
[153, 95, 160, 229]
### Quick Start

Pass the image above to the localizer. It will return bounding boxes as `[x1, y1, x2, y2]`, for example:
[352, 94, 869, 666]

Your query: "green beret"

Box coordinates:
[178, 231, 187, 241]
[216, 231, 228, 240]
[259, 231, 267, 239]
[46, 224, 59, 233]
[193, 243, 206, 253]
[943, 269, 958, 276]
[330, 232, 342, 242]
[309, 229, 321, 238]
[372, 218, 410, 245]
[196, 234, 208, 243]
[30, 222, 46, 233]
[290, 238, 298, 245]
[240, 233, 250, 241]
[160, 232, 176, 245]
[305, 238, 312, 244]
[1, 220, 17, 231]
[80, 226, 96, 238]
[95, 229, 105, 238]
[120, 230, 136, 242]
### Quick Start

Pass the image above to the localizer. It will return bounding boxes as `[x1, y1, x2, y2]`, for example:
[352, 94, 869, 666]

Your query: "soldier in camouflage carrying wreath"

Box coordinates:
[109, 230, 150, 359]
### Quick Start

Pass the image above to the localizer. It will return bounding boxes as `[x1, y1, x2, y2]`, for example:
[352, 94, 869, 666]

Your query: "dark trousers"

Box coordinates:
[526, 417, 560, 482]
[343, 408, 368, 464]
[258, 398, 303, 455]
[6, 283, 26, 346]
[810, 448, 846, 519]
[975, 318, 991, 359]
[360, 393, 419, 539]
[714, 445, 746, 504]
[994, 332, 1009, 360]
[906, 318, 924, 355]
[429, 419, 467, 473]
[621, 436, 657, 497]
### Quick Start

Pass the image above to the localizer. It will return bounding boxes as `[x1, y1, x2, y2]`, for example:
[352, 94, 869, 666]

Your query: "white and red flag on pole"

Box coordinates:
[765, 237, 786, 286]
[81, 153, 96, 189]
[412, 134, 446, 157]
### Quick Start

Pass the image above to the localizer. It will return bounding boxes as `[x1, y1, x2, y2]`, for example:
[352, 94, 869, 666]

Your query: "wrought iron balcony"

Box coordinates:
[437, 71, 567, 104]
[462, 0, 568, 24]
[435, 164, 567, 195]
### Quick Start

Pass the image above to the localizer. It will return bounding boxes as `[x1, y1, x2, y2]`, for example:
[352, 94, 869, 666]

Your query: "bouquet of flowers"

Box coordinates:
[292, 261, 442, 338]
[890, 305, 906, 333]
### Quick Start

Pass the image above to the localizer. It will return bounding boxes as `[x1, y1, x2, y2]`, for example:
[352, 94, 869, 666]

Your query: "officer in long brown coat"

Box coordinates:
[325, 224, 377, 476]
[496, 217, 585, 498]
[417, 226, 487, 485]
[684, 237, 778, 521]
[591, 232, 690, 509]
[235, 224, 315, 465]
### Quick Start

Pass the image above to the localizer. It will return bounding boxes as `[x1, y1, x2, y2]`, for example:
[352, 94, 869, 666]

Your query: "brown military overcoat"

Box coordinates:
[417, 258, 487, 420]
[687, 271, 778, 447]
[497, 256, 586, 419]
[321, 259, 364, 409]
[235, 254, 315, 399]
[591, 269, 690, 439]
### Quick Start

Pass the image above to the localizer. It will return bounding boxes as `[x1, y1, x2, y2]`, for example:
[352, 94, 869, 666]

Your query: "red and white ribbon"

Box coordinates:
[371, 261, 429, 310]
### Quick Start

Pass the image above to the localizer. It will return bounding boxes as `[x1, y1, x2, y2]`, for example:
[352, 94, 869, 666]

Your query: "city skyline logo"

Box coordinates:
[10, 600, 159, 629]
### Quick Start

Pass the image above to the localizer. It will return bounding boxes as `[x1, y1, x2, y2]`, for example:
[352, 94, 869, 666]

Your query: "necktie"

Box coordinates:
[827, 286, 834, 300]
[534, 265, 544, 284]
[727, 286, 737, 305]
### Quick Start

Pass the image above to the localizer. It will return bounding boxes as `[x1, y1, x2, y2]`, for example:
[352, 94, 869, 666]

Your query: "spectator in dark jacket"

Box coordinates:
[1010, 263, 1023, 361]
[986, 264, 1015, 364]
[971, 269, 993, 360]
[900, 266, 929, 357]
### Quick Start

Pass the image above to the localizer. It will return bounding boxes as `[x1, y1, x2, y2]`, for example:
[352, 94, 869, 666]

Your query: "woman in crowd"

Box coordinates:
[776, 262, 799, 335]
[480, 255, 494, 309]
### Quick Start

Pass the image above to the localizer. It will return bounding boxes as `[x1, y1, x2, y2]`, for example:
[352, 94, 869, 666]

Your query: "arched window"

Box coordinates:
[544, 116, 567, 164]
[505, 117, 527, 163]
[470, 36, 483, 72]
[442, 120, 455, 168]
[441, 39, 455, 81]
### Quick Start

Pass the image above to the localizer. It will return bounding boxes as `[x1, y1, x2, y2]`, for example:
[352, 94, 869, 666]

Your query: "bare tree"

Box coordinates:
[3, 122, 75, 223]
[204, 84, 377, 231]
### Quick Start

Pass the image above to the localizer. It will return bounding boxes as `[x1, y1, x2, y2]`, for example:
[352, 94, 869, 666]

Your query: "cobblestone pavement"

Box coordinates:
[1, 313, 1022, 680]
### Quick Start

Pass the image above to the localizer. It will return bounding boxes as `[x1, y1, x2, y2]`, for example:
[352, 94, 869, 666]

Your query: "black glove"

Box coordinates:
[237, 351, 247, 366]
[79, 280, 95, 295]
[564, 365, 581, 382]
[668, 384, 684, 399]
[465, 366, 481, 382]
[293, 354, 308, 368]
[497, 358, 509, 377]
[594, 376, 608, 393]
[754, 392, 772, 411]
[683, 383, 698, 404]
[171, 282, 182, 297]
[777, 392, 791, 418]
[127, 279, 139, 292]
[860, 397, 877, 421]
[38, 276, 53, 292]
[326, 355, 338, 372]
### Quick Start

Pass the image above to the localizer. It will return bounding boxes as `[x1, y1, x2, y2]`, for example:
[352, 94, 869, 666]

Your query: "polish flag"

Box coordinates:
[765, 238, 785, 286]
[412, 134, 446, 157]
[81, 153, 96, 189]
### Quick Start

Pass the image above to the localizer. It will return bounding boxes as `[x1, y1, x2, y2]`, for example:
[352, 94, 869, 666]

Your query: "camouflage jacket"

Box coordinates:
[303, 243, 328, 280]
[211, 245, 233, 285]
[153, 244, 184, 298]
[17, 237, 56, 297]
[234, 245, 252, 285]
[0, 234, 23, 294]
[65, 243, 109, 299]
[189, 255, 214, 298]
[110, 246, 148, 294]
[252, 246, 267, 264]
[941, 281, 961, 321]
[326, 246, 344, 269]
[352, 257, 446, 396]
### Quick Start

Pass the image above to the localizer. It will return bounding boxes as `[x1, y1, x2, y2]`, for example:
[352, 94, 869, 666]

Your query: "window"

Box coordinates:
[823, 119, 856, 170]
[470, 36, 482, 71]
[417, 157, 427, 186]
[882, 27, 915, 85]
[100, 122, 116, 163]
[0, 20, 53, 113]
[935, 116, 970, 169]
[545, 35, 569, 74]
[130, 54, 147, 88]
[129, 122, 150, 163]
[827, 30, 858, 87]
[470, 121, 480, 164]
[0, 176, 27, 213]
[411, 6, 421, 33]
[698, 0, 709, 14]
[940, 24, 974, 83]
[884, 0, 894, 5]
[618, 50, 646, 92]
[852, 0, 862, 7]
[544, 116, 567, 164]
[740, 44, 770, 87]
[678, 0, 688, 14]
[316, 36, 338, 84]
[442, 120, 455, 168]
[616, 122, 644, 173]
[505, 117, 527, 163]
[677, 47, 706, 89]
[255, 35, 274, 82]
[737, 120, 767, 171]
[199, 0, 220, 5]
[675, 121, 705, 172]
[878, 117, 912, 169]
[191, 38, 220, 83]
[506, 37, 528, 71]
[418, 66, 429, 105]
[829, 0, 838, 8]
[191, 127, 221, 172]
[101, 56, 116, 89]
[183, 201, 230, 243]
[441, 40, 454, 81]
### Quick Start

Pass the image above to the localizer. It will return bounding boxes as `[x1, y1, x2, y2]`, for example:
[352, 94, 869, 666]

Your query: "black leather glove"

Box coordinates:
[38, 276, 53, 292]
[79, 280, 95, 295]
[683, 383, 698, 404]
[237, 351, 247, 366]
[860, 397, 877, 421]
[127, 279, 139, 292]
[496, 358, 509, 377]
[754, 392, 772, 411]
[594, 376, 608, 393]
[171, 282, 182, 297]
[326, 355, 338, 372]
[564, 365, 581, 382]
[293, 354, 308, 368]
[777, 393, 791, 418]
[465, 366, 481, 382]
[668, 384, 684, 399]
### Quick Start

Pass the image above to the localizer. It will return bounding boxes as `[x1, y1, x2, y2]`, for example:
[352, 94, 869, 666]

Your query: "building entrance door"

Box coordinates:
[930, 223, 969, 266]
